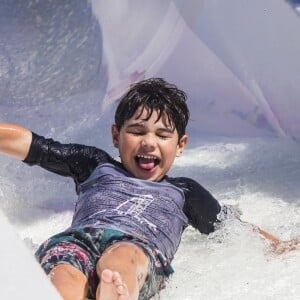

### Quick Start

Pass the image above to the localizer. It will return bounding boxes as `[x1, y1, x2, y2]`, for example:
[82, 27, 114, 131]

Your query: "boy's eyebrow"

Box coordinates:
[126, 122, 145, 128]
[157, 127, 175, 133]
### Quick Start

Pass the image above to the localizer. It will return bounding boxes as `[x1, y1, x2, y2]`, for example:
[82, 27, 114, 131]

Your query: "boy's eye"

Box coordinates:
[128, 130, 144, 136]
[158, 135, 169, 140]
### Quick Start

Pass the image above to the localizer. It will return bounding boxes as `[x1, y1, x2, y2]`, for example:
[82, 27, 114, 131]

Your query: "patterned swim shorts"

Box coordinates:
[35, 226, 173, 299]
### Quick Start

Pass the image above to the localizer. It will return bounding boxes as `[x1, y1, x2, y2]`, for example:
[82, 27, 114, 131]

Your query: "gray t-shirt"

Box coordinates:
[72, 163, 188, 260]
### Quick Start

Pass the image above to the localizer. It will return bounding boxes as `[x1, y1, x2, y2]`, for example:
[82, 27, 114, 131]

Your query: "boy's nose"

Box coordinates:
[141, 136, 155, 150]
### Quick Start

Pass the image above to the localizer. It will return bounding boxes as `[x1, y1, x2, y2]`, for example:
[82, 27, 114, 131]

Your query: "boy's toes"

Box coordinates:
[99, 269, 129, 300]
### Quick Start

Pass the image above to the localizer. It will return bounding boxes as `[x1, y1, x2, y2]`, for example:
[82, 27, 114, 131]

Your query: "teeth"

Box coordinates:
[137, 154, 158, 160]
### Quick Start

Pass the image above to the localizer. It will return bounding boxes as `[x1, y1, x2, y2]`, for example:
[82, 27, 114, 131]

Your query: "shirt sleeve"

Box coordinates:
[23, 132, 113, 191]
[169, 177, 221, 234]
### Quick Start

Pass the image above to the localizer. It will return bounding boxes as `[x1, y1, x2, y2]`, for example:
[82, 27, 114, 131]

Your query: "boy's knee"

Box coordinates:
[50, 264, 87, 283]
[49, 264, 89, 299]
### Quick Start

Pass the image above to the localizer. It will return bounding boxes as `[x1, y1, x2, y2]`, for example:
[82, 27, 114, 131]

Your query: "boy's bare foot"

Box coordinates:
[98, 269, 129, 300]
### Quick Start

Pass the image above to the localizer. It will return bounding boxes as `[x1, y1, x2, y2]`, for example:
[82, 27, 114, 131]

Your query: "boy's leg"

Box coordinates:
[96, 242, 149, 300]
[49, 264, 89, 300]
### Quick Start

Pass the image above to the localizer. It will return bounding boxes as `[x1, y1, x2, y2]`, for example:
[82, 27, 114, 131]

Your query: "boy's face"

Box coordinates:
[112, 107, 188, 181]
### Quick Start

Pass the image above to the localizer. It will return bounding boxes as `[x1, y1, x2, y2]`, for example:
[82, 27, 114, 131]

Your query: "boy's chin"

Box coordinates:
[134, 167, 164, 181]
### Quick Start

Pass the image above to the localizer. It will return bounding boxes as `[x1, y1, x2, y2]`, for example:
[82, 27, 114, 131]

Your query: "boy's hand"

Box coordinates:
[239, 218, 300, 255]
[254, 225, 300, 254]
[269, 238, 300, 255]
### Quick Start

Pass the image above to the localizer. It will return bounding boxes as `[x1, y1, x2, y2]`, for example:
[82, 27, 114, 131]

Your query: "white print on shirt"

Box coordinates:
[113, 194, 157, 232]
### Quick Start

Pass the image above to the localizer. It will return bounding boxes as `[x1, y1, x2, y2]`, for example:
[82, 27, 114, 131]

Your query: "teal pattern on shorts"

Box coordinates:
[35, 226, 173, 299]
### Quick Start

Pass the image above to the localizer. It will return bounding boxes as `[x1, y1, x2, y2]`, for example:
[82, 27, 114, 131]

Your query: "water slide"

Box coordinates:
[0, 1, 300, 298]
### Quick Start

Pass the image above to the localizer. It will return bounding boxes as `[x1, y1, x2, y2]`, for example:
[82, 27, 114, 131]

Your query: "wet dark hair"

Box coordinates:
[114, 78, 189, 139]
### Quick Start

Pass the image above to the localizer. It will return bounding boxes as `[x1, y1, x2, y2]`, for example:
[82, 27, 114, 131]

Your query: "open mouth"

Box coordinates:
[135, 154, 160, 171]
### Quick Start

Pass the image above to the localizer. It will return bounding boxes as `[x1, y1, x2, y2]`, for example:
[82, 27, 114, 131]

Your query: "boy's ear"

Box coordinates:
[176, 134, 188, 157]
[111, 124, 120, 148]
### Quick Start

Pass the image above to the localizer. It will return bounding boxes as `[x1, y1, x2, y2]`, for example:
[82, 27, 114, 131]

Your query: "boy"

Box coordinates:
[0, 78, 298, 300]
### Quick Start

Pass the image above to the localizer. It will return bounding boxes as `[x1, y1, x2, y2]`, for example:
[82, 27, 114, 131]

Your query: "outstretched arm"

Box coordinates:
[240, 218, 300, 254]
[217, 206, 300, 254]
[0, 123, 32, 160]
[256, 226, 300, 254]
